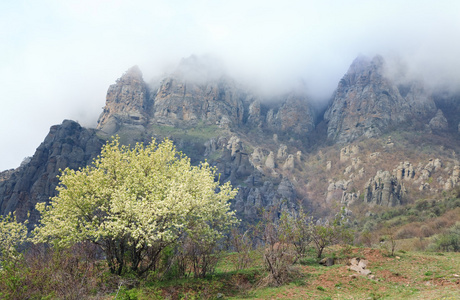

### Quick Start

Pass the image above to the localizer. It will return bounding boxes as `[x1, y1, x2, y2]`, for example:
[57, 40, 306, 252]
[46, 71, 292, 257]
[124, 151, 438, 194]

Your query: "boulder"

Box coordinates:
[283, 154, 295, 171]
[348, 258, 372, 276]
[319, 257, 335, 266]
[265, 151, 276, 169]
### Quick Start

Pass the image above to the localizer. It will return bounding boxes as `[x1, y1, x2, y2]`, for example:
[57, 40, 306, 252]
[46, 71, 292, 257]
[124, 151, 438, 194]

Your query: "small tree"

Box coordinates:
[33, 137, 238, 275]
[278, 208, 313, 262]
[229, 228, 254, 271]
[0, 213, 29, 299]
[255, 208, 298, 286]
[311, 209, 352, 259]
[381, 226, 398, 256]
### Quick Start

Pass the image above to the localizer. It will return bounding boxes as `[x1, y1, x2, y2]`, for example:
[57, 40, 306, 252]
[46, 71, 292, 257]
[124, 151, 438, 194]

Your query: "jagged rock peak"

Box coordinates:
[97, 65, 150, 134]
[324, 55, 437, 143]
[345, 55, 384, 83]
[151, 64, 247, 128]
[428, 109, 448, 131]
[0, 120, 103, 226]
[117, 65, 143, 82]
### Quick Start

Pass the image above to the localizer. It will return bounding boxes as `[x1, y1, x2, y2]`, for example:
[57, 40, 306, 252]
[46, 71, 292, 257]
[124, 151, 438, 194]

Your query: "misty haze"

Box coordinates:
[1, 1, 460, 298]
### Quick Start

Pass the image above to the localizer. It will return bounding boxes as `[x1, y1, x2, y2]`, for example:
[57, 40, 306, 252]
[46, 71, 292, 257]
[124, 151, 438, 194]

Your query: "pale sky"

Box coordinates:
[1, 0, 460, 170]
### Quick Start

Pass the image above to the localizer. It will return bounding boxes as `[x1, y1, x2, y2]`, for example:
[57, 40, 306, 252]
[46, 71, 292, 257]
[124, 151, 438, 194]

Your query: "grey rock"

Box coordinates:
[348, 258, 372, 276]
[265, 151, 276, 169]
[325, 55, 437, 143]
[97, 66, 150, 134]
[277, 144, 288, 159]
[0, 120, 104, 227]
[429, 109, 448, 131]
[283, 154, 295, 171]
[364, 170, 405, 206]
[319, 257, 335, 266]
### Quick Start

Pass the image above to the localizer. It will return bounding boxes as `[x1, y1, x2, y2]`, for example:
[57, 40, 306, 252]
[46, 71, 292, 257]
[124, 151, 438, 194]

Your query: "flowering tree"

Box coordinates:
[0, 213, 28, 265]
[33, 137, 238, 275]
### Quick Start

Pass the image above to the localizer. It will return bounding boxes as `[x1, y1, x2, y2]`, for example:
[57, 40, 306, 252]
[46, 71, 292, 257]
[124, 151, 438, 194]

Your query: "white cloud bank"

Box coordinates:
[1, 0, 460, 170]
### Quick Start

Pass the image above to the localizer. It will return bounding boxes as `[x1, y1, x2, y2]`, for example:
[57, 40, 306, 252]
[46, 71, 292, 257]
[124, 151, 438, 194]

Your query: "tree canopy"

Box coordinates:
[33, 137, 238, 275]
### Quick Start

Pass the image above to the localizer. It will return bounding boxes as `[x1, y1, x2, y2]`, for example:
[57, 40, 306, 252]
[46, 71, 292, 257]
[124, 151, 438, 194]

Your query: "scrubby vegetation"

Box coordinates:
[353, 194, 460, 253]
[2, 136, 460, 299]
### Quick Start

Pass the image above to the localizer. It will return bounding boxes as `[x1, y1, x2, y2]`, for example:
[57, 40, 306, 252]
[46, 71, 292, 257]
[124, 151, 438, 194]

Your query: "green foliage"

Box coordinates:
[33, 137, 238, 275]
[0, 213, 28, 265]
[429, 222, 460, 252]
[311, 208, 353, 259]
[278, 208, 313, 262]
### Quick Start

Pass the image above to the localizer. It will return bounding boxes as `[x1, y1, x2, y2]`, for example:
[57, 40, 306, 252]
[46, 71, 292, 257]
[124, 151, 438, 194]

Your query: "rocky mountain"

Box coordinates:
[0, 120, 103, 227]
[97, 65, 150, 134]
[2, 54, 460, 226]
[324, 55, 437, 143]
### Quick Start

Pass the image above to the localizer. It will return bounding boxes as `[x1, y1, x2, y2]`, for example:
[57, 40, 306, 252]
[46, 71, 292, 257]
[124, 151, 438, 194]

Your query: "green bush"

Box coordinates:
[429, 222, 460, 252]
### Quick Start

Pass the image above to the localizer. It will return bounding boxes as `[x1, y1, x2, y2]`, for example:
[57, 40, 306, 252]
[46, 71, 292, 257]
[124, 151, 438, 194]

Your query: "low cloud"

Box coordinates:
[1, 0, 460, 170]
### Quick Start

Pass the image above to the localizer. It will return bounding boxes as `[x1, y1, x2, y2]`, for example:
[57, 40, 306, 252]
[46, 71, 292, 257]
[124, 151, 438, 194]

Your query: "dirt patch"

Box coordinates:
[377, 269, 411, 284]
[312, 266, 351, 289]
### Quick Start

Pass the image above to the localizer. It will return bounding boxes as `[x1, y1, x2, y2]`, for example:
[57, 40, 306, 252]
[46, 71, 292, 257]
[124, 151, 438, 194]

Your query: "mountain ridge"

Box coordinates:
[2, 54, 460, 226]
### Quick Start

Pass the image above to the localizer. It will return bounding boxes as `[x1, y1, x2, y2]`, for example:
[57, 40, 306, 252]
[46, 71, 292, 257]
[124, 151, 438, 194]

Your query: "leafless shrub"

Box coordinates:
[358, 230, 376, 247]
[229, 228, 255, 271]
[0, 242, 115, 300]
[253, 209, 300, 286]
[395, 224, 421, 239]
[173, 235, 222, 279]
[259, 222, 298, 286]
[381, 227, 398, 256]
[420, 225, 435, 237]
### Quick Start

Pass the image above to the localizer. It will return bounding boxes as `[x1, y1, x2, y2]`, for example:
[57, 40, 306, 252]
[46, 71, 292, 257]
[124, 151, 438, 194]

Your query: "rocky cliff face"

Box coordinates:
[97, 65, 150, 134]
[151, 75, 248, 128]
[3, 54, 460, 227]
[264, 93, 316, 135]
[0, 58, 316, 225]
[364, 170, 405, 207]
[96, 56, 317, 141]
[0, 120, 103, 225]
[324, 55, 437, 143]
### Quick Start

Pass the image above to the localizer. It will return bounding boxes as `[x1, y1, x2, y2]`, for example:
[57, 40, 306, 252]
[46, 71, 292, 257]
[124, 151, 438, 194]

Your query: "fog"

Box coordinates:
[1, 0, 460, 170]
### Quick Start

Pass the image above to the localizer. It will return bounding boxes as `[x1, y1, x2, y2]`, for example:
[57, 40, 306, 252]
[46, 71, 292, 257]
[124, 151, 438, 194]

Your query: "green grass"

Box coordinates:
[5, 245, 459, 299]
[124, 248, 460, 300]
[150, 122, 223, 142]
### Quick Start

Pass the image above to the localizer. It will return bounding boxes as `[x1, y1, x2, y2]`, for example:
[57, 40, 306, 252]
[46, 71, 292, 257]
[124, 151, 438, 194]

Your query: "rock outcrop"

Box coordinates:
[428, 109, 448, 131]
[0, 120, 103, 226]
[152, 75, 247, 128]
[324, 55, 437, 143]
[234, 175, 298, 220]
[265, 94, 316, 135]
[364, 170, 405, 206]
[97, 66, 150, 134]
[348, 258, 372, 277]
